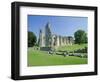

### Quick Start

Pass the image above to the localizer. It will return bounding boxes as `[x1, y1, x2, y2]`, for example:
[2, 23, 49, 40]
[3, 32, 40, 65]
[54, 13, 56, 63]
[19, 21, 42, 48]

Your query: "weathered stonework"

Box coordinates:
[38, 22, 74, 50]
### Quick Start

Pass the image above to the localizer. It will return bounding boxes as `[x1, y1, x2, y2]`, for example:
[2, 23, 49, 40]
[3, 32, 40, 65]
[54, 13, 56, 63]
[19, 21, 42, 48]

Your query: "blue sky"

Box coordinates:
[28, 15, 88, 39]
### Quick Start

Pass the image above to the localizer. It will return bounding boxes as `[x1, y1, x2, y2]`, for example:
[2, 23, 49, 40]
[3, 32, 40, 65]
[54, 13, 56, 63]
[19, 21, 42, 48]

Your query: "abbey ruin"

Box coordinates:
[38, 22, 74, 50]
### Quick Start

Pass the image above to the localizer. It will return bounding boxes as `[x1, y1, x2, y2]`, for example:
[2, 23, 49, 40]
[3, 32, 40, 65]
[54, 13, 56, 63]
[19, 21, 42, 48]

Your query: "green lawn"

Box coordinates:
[57, 44, 87, 51]
[28, 45, 88, 66]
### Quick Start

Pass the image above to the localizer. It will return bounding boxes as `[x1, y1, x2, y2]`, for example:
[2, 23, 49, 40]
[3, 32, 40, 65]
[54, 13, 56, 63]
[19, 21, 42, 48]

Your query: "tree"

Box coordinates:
[74, 30, 87, 44]
[28, 31, 37, 47]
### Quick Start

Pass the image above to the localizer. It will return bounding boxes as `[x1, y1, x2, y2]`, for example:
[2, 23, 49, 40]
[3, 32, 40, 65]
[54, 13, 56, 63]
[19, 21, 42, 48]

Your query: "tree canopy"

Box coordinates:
[74, 30, 87, 44]
[28, 31, 37, 47]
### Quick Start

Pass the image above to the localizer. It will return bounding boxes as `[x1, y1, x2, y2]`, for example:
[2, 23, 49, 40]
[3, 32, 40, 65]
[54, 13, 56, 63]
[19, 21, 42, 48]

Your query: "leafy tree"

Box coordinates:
[28, 31, 37, 47]
[74, 30, 87, 44]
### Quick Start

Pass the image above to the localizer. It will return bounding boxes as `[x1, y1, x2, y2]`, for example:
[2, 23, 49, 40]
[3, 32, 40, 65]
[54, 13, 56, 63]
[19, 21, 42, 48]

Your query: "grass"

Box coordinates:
[28, 44, 88, 66]
[57, 44, 87, 52]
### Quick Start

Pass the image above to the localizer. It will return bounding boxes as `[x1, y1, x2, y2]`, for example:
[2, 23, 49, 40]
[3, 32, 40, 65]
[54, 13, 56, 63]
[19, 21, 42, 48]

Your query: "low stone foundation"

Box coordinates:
[40, 47, 52, 51]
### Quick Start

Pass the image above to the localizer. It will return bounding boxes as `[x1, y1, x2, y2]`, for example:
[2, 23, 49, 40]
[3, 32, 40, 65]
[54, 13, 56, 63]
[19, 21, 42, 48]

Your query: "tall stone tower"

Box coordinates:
[45, 22, 52, 47]
[38, 22, 74, 51]
[38, 29, 45, 47]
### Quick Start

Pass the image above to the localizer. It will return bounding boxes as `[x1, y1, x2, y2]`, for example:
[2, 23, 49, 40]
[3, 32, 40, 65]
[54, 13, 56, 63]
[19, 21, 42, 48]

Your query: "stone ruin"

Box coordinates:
[38, 22, 74, 51]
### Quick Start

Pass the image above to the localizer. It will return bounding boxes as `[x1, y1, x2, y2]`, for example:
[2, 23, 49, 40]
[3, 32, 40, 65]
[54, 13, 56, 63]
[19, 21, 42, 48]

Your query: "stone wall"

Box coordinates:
[38, 22, 74, 48]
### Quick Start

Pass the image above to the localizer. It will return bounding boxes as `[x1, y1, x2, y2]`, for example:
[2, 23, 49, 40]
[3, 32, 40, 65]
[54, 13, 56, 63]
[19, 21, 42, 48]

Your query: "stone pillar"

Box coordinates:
[59, 36, 61, 46]
[64, 37, 66, 45]
[51, 35, 55, 48]
[45, 22, 52, 47]
[61, 36, 63, 46]
[39, 29, 45, 47]
[57, 36, 60, 47]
